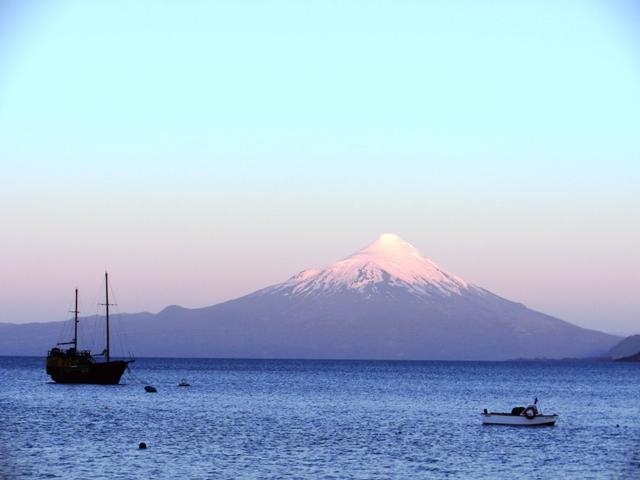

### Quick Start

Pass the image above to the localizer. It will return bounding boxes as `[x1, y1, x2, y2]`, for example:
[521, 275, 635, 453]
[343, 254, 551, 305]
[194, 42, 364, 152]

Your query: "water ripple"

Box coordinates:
[1, 358, 639, 479]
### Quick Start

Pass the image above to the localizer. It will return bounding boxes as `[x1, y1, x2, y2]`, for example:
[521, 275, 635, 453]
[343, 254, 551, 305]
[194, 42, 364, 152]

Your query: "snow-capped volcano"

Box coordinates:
[1, 234, 620, 361]
[261, 234, 485, 300]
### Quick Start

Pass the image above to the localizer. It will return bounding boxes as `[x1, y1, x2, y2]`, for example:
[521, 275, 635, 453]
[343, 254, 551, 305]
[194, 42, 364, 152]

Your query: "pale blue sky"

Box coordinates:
[1, 0, 639, 334]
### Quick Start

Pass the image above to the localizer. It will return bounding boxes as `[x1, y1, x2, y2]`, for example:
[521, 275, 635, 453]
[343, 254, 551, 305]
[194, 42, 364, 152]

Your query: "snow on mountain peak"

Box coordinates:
[262, 234, 485, 300]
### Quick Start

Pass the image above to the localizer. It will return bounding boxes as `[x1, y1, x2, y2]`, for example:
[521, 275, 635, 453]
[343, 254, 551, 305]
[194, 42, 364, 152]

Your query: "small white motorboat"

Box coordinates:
[481, 399, 558, 426]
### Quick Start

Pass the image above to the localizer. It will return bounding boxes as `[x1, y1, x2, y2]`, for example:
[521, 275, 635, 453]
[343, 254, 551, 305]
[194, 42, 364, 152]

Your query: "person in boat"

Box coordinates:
[530, 397, 540, 414]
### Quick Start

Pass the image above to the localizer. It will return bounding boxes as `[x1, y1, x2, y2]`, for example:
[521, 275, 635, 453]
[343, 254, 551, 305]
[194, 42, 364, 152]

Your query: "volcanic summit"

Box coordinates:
[261, 233, 485, 300]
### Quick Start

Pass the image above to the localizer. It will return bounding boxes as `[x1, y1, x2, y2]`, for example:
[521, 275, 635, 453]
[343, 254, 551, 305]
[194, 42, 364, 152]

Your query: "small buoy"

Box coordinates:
[144, 386, 157, 393]
[139, 442, 147, 449]
[616, 424, 620, 427]
[104, 406, 108, 409]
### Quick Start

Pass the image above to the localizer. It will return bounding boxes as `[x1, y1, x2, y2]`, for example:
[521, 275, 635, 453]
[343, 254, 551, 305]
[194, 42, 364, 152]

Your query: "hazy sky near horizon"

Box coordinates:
[1, 1, 639, 335]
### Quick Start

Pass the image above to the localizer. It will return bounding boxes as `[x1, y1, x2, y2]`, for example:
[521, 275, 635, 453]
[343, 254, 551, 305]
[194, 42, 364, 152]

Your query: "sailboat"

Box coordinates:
[46, 273, 135, 384]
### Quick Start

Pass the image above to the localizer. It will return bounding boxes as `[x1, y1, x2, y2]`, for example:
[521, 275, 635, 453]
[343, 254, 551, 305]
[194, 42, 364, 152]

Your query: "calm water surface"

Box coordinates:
[0, 357, 638, 479]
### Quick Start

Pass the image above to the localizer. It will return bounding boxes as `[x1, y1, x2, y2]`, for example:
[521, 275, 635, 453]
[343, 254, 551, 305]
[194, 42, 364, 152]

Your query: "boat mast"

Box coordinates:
[105, 272, 110, 362]
[73, 288, 79, 350]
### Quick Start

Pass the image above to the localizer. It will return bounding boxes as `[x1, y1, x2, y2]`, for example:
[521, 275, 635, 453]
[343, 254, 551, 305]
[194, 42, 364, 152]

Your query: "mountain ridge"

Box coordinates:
[0, 234, 622, 360]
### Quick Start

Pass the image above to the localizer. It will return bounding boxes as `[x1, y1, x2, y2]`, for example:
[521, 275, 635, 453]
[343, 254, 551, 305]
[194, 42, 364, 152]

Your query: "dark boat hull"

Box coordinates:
[47, 360, 131, 385]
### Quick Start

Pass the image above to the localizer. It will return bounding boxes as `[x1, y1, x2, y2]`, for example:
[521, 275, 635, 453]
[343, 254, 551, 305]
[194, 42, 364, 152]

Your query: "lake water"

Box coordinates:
[0, 357, 638, 479]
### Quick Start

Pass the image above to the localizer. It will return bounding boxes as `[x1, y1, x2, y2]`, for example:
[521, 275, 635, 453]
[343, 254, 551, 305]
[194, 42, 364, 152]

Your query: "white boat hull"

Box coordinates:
[481, 413, 558, 426]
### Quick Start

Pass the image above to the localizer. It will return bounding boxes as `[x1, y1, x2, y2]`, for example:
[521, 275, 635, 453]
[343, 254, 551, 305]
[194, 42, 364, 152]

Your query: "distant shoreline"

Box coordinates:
[2, 355, 638, 362]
